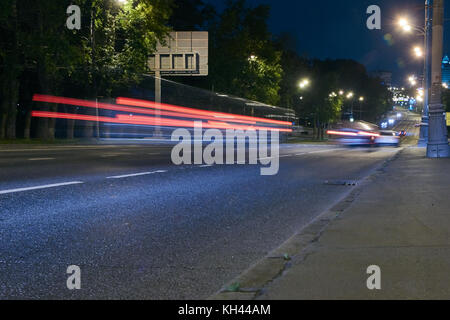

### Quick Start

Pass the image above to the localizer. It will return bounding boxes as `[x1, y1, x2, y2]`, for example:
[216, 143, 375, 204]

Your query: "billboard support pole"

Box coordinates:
[154, 54, 162, 136]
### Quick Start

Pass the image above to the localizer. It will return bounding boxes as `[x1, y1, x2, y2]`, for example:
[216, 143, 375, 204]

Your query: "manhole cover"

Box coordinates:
[324, 180, 357, 186]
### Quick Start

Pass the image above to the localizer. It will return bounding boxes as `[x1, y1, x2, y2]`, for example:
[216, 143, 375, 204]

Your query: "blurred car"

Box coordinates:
[327, 121, 380, 147]
[376, 130, 400, 147]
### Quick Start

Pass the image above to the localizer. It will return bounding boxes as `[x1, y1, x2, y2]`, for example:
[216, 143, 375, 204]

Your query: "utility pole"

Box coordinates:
[418, 0, 433, 146]
[154, 55, 162, 136]
[427, 0, 449, 157]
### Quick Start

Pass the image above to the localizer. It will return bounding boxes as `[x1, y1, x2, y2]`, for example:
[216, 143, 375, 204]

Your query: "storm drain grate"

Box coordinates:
[324, 180, 358, 186]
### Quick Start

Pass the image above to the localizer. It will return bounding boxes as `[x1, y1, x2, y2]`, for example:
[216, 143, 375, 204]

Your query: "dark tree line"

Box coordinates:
[0, 0, 392, 141]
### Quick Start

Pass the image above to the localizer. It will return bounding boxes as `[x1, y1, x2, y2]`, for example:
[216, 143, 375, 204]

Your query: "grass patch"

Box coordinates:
[226, 282, 241, 292]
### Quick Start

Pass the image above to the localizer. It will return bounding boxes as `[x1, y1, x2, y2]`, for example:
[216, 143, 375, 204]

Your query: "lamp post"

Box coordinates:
[420, 0, 433, 146]
[427, 0, 449, 157]
[359, 96, 365, 120]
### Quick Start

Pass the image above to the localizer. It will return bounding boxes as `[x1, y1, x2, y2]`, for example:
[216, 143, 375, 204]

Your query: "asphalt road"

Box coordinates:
[0, 118, 418, 299]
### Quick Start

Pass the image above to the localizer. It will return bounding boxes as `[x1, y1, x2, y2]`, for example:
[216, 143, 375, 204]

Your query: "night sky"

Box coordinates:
[205, 0, 450, 86]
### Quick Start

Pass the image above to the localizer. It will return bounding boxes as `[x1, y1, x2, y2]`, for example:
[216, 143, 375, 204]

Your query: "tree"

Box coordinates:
[208, 0, 282, 105]
[0, 0, 21, 139]
[275, 33, 310, 110]
[168, 0, 214, 30]
[298, 61, 343, 139]
[0, 0, 172, 140]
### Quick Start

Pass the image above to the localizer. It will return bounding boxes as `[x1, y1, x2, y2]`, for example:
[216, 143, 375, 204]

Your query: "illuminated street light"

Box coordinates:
[299, 79, 310, 89]
[413, 46, 423, 58]
[329, 92, 338, 98]
[359, 96, 364, 102]
[248, 55, 258, 62]
[399, 18, 408, 27]
[398, 18, 412, 32]
[417, 88, 424, 97]
[408, 75, 418, 86]
[346, 92, 354, 99]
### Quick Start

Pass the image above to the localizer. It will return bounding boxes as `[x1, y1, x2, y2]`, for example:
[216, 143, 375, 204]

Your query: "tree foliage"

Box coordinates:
[208, 0, 282, 105]
[0, 0, 394, 140]
[0, 0, 172, 139]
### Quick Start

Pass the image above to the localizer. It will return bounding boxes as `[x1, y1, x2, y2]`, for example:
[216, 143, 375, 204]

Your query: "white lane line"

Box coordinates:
[296, 149, 338, 156]
[279, 155, 292, 158]
[0, 181, 84, 195]
[307, 149, 338, 154]
[28, 158, 55, 161]
[199, 164, 213, 168]
[101, 153, 132, 158]
[107, 170, 168, 179]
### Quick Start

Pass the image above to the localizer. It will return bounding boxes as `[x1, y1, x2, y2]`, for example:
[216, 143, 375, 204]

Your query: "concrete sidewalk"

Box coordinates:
[211, 147, 450, 300]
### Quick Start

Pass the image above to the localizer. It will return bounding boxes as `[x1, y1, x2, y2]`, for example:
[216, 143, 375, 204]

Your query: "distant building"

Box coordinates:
[370, 71, 392, 87]
[442, 55, 450, 86]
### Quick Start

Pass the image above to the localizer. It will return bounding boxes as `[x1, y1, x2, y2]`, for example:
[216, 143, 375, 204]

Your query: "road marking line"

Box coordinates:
[0, 181, 84, 195]
[295, 149, 337, 156]
[107, 170, 168, 179]
[101, 153, 132, 158]
[28, 158, 55, 161]
[307, 149, 338, 154]
[148, 153, 162, 155]
[199, 164, 213, 168]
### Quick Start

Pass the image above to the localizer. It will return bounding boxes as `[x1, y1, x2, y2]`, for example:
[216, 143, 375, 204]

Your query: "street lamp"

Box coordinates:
[408, 75, 418, 86]
[398, 17, 425, 35]
[358, 97, 365, 120]
[299, 79, 310, 89]
[345, 92, 355, 120]
[399, 18, 413, 32]
[413, 46, 424, 58]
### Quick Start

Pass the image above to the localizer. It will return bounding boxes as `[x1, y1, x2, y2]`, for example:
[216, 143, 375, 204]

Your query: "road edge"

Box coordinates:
[208, 147, 405, 300]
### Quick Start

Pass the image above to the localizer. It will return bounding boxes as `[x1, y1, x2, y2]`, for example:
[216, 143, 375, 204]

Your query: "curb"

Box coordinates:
[208, 147, 404, 300]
